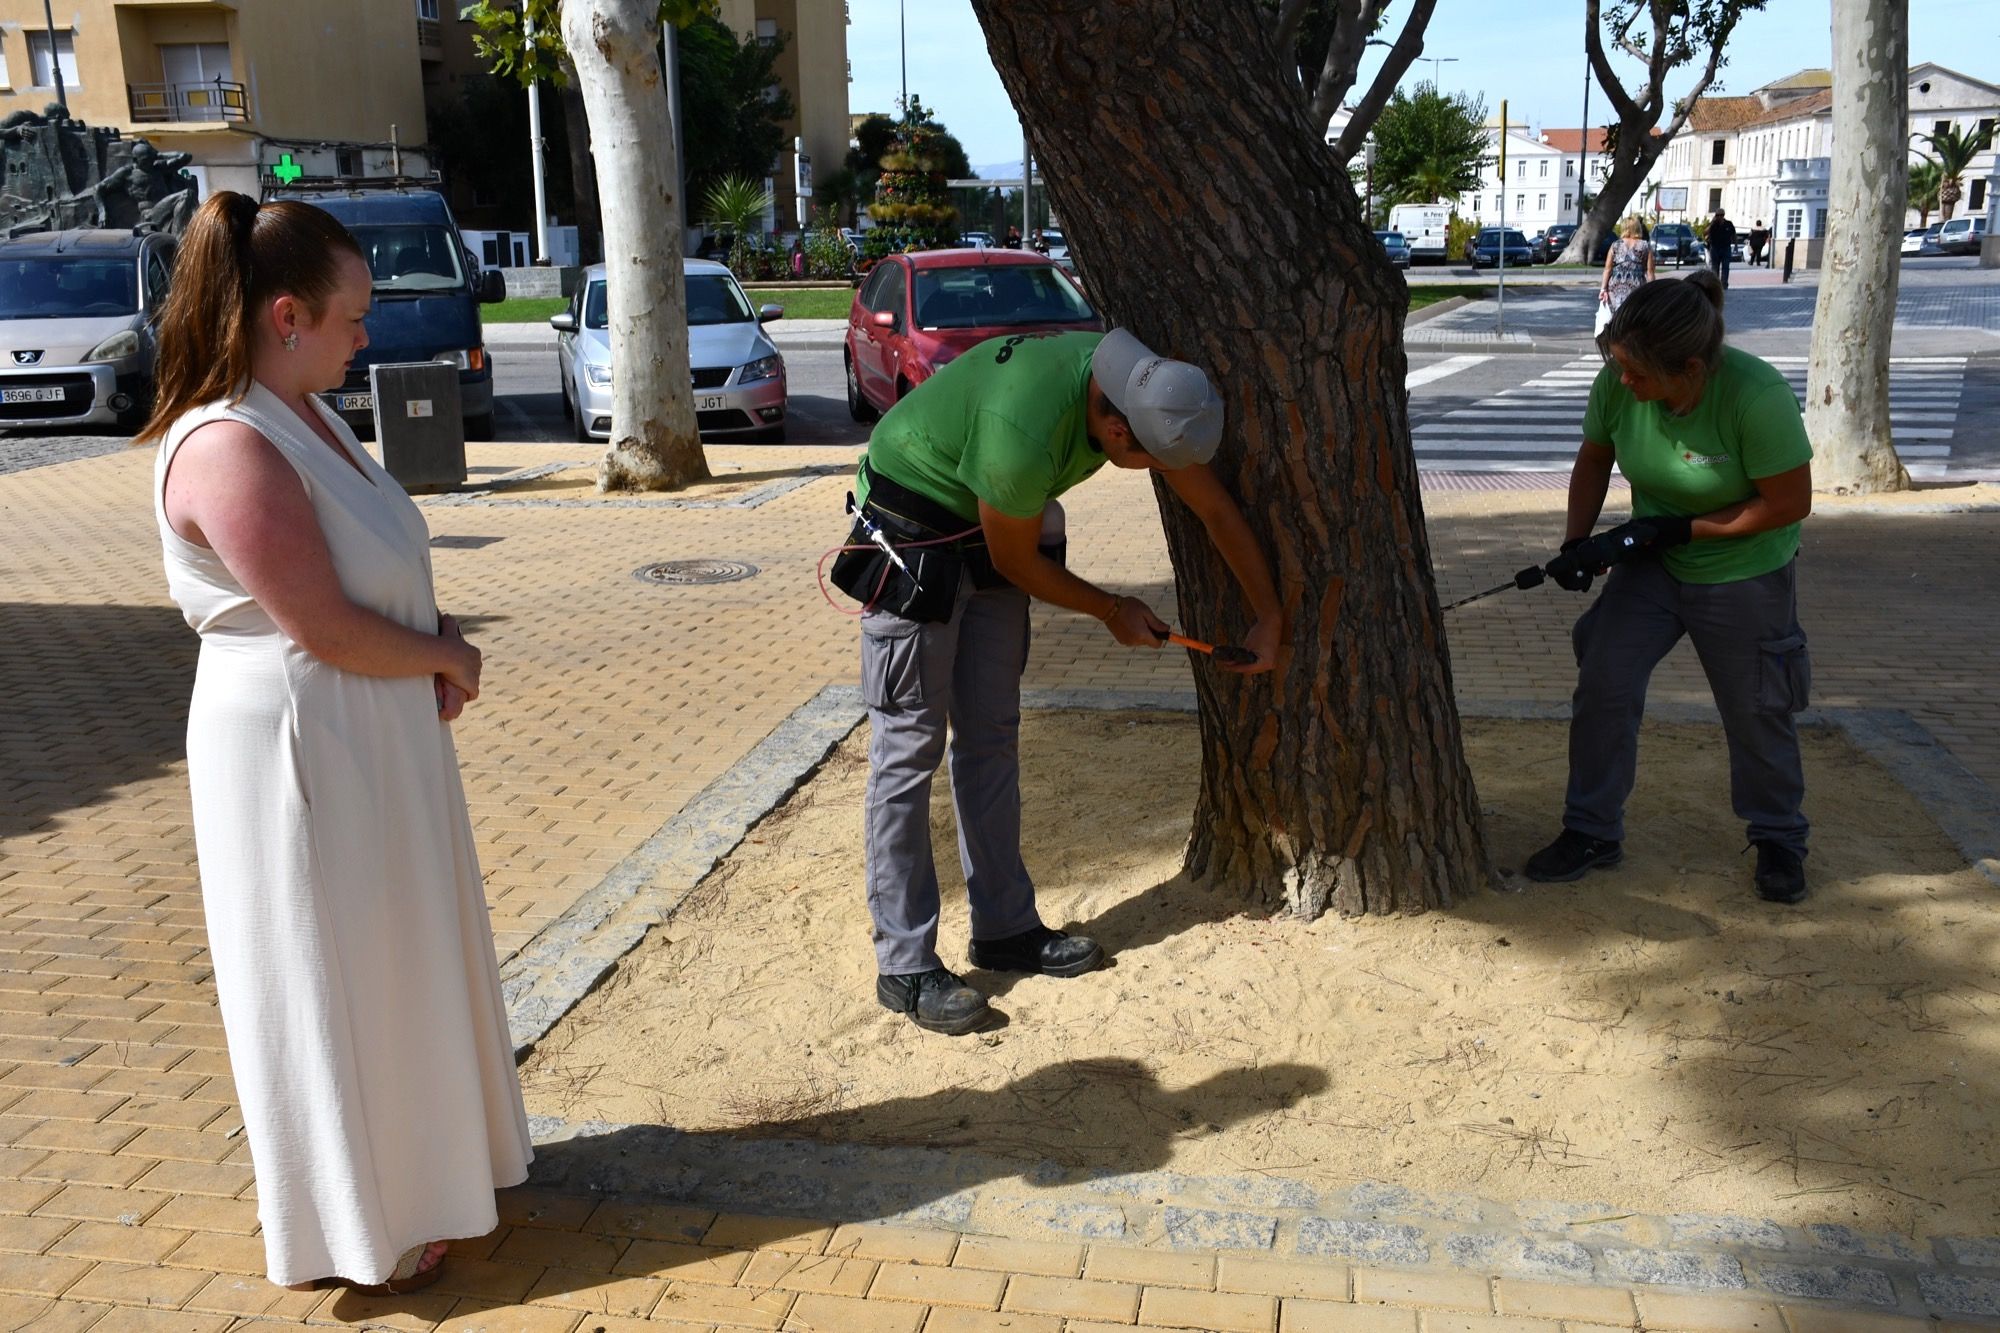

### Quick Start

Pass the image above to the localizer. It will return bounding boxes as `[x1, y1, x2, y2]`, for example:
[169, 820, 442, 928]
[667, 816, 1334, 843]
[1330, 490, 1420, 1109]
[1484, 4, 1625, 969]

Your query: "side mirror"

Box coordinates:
[757, 304, 784, 323]
[478, 270, 507, 303]
[549, 311, 577, 333]
[871, 309, 897, 330]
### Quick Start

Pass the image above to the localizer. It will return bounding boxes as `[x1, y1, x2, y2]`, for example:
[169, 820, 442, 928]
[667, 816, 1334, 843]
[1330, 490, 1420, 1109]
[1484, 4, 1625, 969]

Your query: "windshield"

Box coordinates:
[1480, 230, 1529, 246]
[583, 274, 756, 330]
[912, 264, 1095, 330]
[349, 225, 467, 293]
[0, 258, 138, 320]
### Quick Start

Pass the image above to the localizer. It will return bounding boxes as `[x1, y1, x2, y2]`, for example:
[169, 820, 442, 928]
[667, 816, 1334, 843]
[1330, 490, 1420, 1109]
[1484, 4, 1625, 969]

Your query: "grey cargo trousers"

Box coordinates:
[1564, 557, 1811, 853]
[861, 574, 1042, 975]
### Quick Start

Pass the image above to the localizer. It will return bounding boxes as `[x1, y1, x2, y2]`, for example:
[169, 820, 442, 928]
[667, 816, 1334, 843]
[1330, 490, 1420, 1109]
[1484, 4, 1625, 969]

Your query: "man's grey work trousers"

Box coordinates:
[861, 575, 1041, 975]
[1564, 557, 1811, 854]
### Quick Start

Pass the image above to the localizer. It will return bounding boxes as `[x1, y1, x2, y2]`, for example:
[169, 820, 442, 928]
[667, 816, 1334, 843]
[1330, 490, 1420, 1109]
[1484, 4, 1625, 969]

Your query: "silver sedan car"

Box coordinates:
[554, 259, 788, 442]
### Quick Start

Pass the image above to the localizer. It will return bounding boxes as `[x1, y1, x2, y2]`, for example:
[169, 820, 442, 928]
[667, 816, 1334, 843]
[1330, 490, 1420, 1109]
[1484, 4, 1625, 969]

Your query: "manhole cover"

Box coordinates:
[632, 558, 760, 586]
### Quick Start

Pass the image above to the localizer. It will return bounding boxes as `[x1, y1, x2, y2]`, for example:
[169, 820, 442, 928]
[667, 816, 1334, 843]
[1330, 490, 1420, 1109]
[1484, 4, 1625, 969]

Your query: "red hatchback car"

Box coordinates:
[844, 248, 1102, 420]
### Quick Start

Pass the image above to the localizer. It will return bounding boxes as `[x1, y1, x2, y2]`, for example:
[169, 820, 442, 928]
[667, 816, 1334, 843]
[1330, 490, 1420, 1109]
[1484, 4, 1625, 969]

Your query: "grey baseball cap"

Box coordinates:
[1090, 328, 1224, 468]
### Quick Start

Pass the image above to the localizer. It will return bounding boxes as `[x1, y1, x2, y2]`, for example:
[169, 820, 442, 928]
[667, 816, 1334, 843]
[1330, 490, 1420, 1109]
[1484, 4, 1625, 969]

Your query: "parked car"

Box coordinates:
[959, 231, 995, 249]
[843, 249, 1101, 421]
[1648, 222, 1699, 267]
[553, 259, 788, 443]
[1388, 203, 1452, 263]
[1467, 227, 1535, 269]
[1374, 230, 1412, 269]
[285, 188, 505, 439]
[1521, 231, 1551, 264]
[0, 228, 175, 433]
[1902, 224, 1944, 257]
[1542, 222, 1578, 259]
[1937, 216, 1988, 255]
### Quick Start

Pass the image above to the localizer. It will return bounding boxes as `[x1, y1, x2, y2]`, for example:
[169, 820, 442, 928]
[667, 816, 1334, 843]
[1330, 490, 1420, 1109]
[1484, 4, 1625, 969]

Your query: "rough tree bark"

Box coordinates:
[1557, 0, 1760, 265]
[1804, 0, 1910, 494]
[972, 0, 1489, 917]
[561, 0, 709, 490]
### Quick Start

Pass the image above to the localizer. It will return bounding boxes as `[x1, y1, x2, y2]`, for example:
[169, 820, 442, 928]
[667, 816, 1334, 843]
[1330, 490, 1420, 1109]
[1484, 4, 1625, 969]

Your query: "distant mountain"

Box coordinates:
[967, 161, 1035, 183]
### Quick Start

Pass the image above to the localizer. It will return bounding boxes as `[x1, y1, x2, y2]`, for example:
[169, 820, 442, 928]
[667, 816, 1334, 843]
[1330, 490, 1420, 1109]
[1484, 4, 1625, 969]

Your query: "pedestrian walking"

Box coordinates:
[834, 329, 1282, 1034]
[1597, 215, 1655, 320]
[143, 193, 532, 1293]
[1707, 209, 1737, 287]
[1529, 271, 1816, 903]
[1747, 219, 1770, 267]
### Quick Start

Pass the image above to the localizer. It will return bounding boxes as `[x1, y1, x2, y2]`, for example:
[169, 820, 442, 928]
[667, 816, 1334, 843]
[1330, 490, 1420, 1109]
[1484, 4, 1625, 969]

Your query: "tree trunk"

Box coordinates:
[971, 0, 1489, 917]
[561, 0, 709, 491]
[1559, 117, 1662, 264]
[1804, 0, 1910, 495]
[1939, 178, 1960, 221]
[557, 66, 605, 265]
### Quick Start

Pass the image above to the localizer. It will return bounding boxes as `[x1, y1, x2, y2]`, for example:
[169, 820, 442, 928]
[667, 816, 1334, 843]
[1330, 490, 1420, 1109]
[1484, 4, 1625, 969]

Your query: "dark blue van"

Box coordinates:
[280, 188, 505, 438]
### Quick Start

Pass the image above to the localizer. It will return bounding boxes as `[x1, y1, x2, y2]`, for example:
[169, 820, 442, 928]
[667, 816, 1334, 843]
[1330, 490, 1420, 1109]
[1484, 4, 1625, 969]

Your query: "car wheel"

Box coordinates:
[896, 377, 912, 403]
[572, 387, 594, 442]
[465, 412, 496, 442]
[752, 423, 787, 444]
[845, 352, 879, 423]
[558, 370, 573, 420]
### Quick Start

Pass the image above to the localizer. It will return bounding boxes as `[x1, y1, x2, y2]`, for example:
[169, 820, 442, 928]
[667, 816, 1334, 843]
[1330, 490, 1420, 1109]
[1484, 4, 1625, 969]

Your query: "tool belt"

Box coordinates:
[830, 461, 1009, 622]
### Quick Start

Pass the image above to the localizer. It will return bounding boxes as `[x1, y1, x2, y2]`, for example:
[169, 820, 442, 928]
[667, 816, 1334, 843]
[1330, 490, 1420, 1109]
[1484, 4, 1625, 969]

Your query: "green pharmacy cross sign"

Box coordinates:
[270, 154, 304, 186]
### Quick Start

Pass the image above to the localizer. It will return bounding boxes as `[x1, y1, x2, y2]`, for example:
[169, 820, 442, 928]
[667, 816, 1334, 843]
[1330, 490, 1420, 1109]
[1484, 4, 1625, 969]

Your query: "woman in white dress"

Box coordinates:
[142, 192, 532, 1294]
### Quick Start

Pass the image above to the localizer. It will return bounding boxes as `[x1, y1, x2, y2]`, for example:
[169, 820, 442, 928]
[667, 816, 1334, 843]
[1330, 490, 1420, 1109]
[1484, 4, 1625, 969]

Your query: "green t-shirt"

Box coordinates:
[857, 330, 1108, 522]
[1582, 344, 1814, 584]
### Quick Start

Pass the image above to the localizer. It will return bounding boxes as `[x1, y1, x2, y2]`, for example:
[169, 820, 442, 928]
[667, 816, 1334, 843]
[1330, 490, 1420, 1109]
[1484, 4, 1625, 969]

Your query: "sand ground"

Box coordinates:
[522, 712, 1999, 1240]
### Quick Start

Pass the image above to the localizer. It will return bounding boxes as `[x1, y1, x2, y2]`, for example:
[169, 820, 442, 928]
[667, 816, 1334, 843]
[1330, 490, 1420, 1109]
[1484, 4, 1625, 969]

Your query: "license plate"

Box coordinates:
[695, 394, 726, 412]
[1, 386, 66, 404]
[336, 392, 374, 412]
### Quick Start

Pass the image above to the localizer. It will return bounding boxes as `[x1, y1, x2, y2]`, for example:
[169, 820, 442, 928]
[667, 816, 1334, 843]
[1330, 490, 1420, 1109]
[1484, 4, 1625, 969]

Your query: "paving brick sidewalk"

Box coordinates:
[1, 443, 1996, 1331]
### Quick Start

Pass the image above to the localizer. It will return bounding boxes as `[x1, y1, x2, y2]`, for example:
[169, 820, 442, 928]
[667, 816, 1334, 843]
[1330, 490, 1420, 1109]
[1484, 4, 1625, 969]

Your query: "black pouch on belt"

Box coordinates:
[829, 464, 971, 622]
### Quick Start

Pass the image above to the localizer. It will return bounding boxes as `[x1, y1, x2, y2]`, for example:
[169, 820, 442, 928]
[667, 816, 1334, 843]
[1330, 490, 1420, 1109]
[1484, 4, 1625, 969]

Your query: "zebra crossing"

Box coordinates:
[1408, 355, 1970, 476]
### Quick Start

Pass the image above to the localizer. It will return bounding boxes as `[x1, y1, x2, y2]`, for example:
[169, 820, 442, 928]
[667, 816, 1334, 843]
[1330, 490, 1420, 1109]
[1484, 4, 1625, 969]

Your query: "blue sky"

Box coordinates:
[844, 0, 2000, 170]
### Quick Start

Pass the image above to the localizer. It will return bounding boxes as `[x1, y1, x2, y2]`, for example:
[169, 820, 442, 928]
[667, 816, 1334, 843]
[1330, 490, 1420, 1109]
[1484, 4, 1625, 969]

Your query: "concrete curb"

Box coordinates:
[504, 686, 2000, 1321]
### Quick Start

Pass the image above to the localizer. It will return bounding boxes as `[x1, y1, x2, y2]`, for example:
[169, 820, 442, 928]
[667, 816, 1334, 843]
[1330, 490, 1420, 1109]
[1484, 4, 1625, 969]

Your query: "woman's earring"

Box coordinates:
[283, 332, 299, 352]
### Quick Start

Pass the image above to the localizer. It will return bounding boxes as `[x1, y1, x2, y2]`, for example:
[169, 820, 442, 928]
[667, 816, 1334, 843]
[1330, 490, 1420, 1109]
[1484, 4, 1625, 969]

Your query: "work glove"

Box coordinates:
[1546, 538, 1596, 593]
[1570, 515, 1695, 573]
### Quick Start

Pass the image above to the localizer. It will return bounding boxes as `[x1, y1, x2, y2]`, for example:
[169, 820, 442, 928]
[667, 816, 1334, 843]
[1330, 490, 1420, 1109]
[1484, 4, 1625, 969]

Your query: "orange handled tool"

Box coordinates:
[1156, 629, 1259, 667]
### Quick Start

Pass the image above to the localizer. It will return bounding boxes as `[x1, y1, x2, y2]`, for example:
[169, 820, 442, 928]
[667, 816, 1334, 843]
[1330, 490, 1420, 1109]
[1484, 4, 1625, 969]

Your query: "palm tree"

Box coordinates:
[1913, 123, 1994, 221]
[1907, 159, 1942, 227]
[702, 174, 775, 276]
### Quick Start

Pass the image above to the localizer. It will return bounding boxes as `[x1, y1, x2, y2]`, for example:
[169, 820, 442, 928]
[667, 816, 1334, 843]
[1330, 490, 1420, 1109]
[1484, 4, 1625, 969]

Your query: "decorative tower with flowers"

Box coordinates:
[865, 97, 959, 261]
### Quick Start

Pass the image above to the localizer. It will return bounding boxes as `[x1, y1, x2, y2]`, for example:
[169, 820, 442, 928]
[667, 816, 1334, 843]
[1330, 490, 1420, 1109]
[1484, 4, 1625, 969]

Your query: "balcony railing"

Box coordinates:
[128, 78, 249, 124]
[417, 17, 442, 53]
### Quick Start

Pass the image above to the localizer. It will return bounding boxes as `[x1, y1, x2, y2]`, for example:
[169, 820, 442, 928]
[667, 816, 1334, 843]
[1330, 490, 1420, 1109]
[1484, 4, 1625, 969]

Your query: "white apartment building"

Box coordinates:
[1456, 124, 1646, 236]
[1657, 64, 1998, 242]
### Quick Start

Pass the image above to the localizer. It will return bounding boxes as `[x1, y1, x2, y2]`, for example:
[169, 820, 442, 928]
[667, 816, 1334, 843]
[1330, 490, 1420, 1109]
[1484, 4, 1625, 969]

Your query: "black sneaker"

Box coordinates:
[876, 968, 990, 1035]
[967, 925, 1104, 978]
[1524, 830, 1624, 883]
[1751, 841, 1808, 904]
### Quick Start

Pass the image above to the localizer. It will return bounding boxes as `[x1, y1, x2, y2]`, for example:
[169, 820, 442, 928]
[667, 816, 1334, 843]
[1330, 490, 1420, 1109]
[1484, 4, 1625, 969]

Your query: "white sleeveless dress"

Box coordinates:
[153, 383, 532, 1287]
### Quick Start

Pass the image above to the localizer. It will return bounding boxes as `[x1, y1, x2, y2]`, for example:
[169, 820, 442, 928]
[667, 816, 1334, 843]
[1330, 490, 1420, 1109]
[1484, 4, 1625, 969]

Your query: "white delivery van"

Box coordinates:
[1387, 203, 1452, 264]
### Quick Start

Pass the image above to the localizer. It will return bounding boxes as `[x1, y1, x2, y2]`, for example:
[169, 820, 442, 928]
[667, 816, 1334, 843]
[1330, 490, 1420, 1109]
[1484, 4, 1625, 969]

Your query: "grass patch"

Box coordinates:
[746, 287, 856, 321]
[1409, 286, 1484, 311]
[484, 297, 568, 324]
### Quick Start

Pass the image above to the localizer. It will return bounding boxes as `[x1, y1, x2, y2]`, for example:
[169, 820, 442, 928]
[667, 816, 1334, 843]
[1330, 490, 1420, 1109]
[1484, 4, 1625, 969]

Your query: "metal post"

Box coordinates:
[527, 16, 550, 263]
[390, 124, 401, 178]
[1577, 58, 1591, 226]
[1496, 99, 1507, 336]
[40, 0, 68, 116]
[899, 0, 907, 114]
[1021, 133, 1031, 242]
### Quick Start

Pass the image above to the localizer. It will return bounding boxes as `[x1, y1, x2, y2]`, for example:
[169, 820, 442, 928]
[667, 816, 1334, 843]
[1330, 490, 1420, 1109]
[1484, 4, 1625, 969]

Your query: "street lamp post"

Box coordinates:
[1424, 55, 1458, 88]
[1363, 131, 1376, 225]
[40, 0, 67, 116]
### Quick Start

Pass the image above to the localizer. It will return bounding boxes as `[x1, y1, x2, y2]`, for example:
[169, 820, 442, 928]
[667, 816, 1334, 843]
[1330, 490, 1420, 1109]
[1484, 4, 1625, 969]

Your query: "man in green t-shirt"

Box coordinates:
[1526, 273, 1816, 904]
[851, 327, 1282, 1034]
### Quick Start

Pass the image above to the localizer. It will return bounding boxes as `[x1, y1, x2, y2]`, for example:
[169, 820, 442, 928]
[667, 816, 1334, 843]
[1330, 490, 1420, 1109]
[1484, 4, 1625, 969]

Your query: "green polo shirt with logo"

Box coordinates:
[1582, 345, 1814, 584]
[857, 330, 1108, 522]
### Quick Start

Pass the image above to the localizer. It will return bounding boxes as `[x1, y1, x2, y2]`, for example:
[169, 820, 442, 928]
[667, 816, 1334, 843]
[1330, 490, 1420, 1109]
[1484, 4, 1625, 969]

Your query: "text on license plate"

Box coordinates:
[695, 395, 726, 412]
[336, 392, 374, 412]
[1, 386, 66, 404]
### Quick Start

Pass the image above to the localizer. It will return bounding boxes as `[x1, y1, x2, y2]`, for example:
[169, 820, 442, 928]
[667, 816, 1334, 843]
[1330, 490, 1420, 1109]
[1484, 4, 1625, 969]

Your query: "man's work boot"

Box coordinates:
[1751, 841, 1808, 904]
[967, 925, 1104, 978]
[1524, 829, 1624, 883]
[877, 968, 990, 1035]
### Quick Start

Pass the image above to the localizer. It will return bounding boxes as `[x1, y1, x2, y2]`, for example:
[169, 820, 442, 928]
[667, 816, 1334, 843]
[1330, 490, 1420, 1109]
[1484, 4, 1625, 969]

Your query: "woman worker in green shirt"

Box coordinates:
[1526, 270, 1815, 903]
